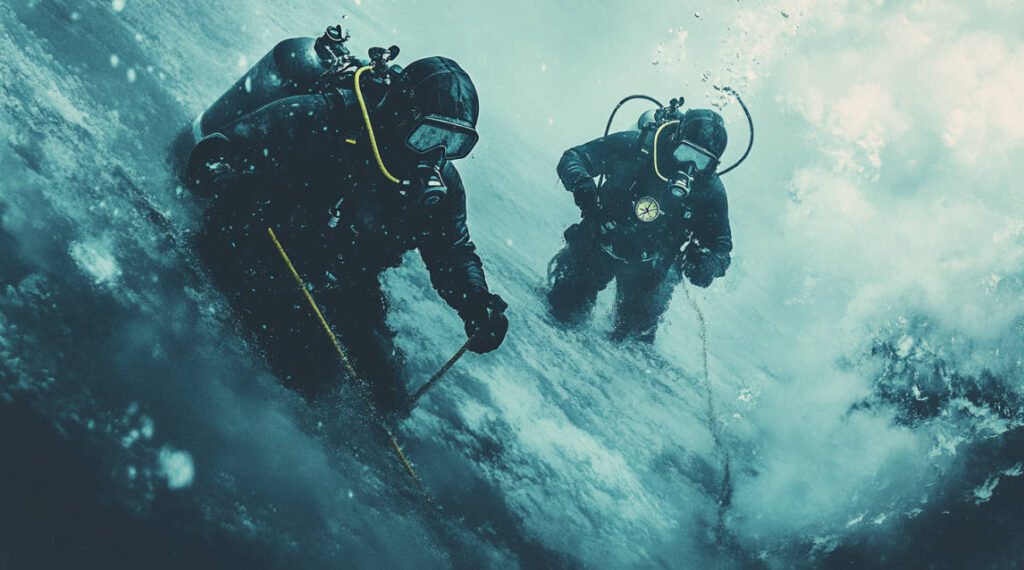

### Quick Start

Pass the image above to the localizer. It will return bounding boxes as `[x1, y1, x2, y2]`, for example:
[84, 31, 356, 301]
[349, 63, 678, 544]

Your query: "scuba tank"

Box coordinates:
[191, 27, 460, 220]
[192, 25, 399, 141]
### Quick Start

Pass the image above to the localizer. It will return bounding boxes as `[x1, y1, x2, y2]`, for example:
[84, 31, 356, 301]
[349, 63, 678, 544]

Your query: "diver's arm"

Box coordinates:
[683, 179, 733, 286]
[419, 166, 490, 309]
[700, 181, 733, 272]
[556, 131, 638, 190]
[419, 165, 508, 353]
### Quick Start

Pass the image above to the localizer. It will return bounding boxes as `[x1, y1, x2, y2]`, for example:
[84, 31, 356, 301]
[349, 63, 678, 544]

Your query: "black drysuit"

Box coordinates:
[185, 87, 490, 413]
[547, 130, 733, 342]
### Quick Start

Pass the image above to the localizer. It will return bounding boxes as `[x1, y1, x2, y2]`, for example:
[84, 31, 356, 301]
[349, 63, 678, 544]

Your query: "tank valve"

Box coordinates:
[316, 24, 352, 63]
[368, 45, 401, 79]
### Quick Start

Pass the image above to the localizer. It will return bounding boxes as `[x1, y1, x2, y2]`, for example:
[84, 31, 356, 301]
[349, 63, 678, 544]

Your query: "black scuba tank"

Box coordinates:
[192, 26, 360, 141]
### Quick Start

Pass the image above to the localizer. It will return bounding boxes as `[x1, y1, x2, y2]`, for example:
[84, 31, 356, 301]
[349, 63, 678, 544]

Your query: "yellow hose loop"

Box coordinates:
[651, 120, 680, 182]
[267, 227, 421, 486]
[354, 66, 402, 184]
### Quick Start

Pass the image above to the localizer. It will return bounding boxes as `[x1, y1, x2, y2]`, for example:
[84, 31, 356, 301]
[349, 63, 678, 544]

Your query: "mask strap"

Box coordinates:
[354, 66, 401, 184]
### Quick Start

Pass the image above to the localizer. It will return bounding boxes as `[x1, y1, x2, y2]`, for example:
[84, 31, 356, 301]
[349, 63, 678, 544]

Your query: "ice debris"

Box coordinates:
[69, 241, 122, 284]
[159, 446, 195, 490]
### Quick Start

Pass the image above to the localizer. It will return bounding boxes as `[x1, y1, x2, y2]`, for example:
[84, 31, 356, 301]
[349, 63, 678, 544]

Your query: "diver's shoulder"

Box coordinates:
[707, 173, 727, 194]
[441, 161, 465, 188]
[323, 87, 363, 128]
[606, 129, 642, 146]
[701, 175, 729, 207]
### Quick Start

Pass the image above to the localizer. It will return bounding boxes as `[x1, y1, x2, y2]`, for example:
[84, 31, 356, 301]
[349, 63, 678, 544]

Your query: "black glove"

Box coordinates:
[460, 292, 509, 354]
[570, 178, 600, 218]
[680, 245, 717, 288]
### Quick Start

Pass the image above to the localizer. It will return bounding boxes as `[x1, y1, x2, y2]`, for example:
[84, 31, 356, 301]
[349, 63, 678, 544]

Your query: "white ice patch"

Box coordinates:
[973, 462, 1024, 504]
[159, 446, 195, 490]
[896, 335, 915, 358]
[911, 385, 927, 402]
[111, 0, 126, 12]
[140, 415, 155, 439]
[929, 431, 966, 458]
[121, 429, 140, 448]
[69, 240, 122, 284]
[972, 476, 1000, 504]
[45, 87, 88, 127]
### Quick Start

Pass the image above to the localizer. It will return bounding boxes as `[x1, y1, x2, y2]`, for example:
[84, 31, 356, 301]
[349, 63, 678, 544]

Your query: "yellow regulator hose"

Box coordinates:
[354, 66, 401, 184]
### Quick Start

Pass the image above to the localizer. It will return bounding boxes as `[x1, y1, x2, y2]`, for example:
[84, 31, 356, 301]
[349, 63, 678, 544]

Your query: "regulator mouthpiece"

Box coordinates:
[407, 162, 447, 207]
[669, 168, 694, 199]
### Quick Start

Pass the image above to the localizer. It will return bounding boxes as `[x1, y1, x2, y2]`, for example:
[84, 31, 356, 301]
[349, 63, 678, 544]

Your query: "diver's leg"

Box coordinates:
[195, 224, 342, 398]
[330, 277, 409, 416]
[611, 262, 681, 343]
[546, 223, 615, 325]
[246, 300, 346, 398]
[190, 173, 357, 398]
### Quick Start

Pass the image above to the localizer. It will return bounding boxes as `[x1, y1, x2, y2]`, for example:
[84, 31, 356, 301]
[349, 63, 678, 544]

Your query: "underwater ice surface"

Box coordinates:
[1, 0, 1023, 568]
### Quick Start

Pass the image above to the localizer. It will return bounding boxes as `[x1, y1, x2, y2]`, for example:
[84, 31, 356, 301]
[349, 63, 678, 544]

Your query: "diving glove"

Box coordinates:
[680, 244, 719, 288]
[571, 178, 600, 218]
[460, 292, 509, 354]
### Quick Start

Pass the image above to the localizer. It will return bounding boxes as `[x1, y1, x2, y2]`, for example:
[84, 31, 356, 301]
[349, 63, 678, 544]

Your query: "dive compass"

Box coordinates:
[635, 196, 661, 222]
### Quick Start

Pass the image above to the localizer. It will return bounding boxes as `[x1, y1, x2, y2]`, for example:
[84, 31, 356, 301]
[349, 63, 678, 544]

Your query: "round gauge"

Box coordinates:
[634, 196, 661, 222]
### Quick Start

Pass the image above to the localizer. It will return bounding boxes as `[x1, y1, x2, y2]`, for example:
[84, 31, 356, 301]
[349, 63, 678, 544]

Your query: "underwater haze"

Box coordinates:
[2, 0, 1024, 568]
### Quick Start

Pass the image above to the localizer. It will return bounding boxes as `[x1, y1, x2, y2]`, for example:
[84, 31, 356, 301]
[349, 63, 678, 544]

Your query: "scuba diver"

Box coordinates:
[546, 98, 738, 343]
[182, 26, 508, 416]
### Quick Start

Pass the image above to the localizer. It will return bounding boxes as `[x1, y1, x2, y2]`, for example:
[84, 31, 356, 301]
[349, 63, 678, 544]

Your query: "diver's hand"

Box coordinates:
[571, 178, 600, 218]
[460, 292, 509, 354]
[680, 245, 717, 288]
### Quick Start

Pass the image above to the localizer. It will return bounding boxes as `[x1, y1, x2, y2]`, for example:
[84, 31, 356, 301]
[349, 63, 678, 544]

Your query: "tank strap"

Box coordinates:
[323, 88, 369, 146]
[337, 87, 359, 111]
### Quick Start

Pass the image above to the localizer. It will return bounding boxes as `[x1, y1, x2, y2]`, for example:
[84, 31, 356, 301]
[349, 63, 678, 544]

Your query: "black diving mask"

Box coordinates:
[669, 140, 718, 198]
[405, 115, 479, 159]
[672, 140, 718, 175]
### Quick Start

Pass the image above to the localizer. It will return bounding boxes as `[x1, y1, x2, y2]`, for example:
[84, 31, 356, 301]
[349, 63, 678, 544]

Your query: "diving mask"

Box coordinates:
[405, 115, 479, 159]
[672, 140, 718, 175]
[669, 140, 718, 198]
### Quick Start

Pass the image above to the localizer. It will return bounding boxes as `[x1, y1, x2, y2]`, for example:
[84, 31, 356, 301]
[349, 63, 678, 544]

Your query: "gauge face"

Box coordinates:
[634, 196, 661, 222]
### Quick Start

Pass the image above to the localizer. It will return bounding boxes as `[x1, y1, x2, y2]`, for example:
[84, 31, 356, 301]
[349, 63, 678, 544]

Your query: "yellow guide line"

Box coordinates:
[267, 227, 421, 487]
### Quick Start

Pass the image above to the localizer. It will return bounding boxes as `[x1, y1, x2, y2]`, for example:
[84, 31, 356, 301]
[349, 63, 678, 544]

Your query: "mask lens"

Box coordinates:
[672, 142, 716, 173]
[406, 119, 478, 159]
